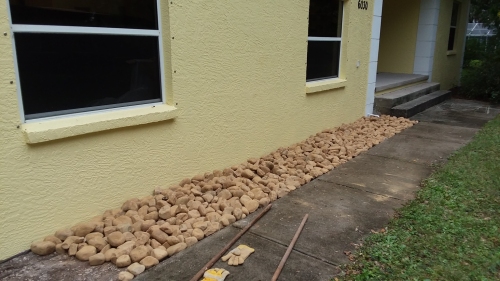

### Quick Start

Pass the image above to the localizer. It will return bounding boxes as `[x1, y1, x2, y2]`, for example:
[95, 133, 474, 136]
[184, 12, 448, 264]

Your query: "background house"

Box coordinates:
[0, 0, 469, 260]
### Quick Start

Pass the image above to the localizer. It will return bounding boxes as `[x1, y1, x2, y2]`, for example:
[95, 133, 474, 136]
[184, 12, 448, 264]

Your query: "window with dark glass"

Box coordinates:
[306, 0, 343, 81]
[8, 0, 162, 120]
[448, 1, 460, 51]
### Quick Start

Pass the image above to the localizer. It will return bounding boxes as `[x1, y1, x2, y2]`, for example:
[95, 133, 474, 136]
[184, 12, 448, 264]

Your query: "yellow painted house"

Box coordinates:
[0, 0, 470, 260]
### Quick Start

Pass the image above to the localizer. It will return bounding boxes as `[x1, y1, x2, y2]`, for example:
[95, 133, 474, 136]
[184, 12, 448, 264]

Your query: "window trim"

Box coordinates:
[306, 0, 345, 82]
[447, 1, 460, 51]
[7, 0, 167, 123]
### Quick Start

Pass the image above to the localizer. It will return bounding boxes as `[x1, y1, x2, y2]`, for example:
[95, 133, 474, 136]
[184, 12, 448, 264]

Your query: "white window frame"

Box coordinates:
[7, 0, 167, 123]
[306, 1, 344, 82]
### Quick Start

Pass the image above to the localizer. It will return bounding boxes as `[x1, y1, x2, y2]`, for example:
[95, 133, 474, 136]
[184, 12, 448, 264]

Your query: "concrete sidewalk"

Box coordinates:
[1, 99, 498, 281]
[136, 99, 498, 281]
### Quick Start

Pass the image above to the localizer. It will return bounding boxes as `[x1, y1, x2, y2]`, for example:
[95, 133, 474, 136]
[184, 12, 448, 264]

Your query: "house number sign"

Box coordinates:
[358, 0, 368, 10]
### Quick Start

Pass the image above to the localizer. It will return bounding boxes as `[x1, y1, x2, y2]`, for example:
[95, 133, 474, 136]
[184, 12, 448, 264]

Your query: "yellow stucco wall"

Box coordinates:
[0, 0, 373, 259]
[377, 0, 421, 74]
[432, 0, 469, 90]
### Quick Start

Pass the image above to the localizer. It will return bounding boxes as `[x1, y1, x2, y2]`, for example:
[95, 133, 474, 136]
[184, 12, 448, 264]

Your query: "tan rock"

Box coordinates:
[75, 245, 97, 261]
[62, 236, 84, 249]
[192, 228, 205, 240]
[100, 244, 111, 254]
[239, 195, 252, 205]
[85, 232, 103, 242]
[117, 241, 136, 254]
[182, 235, 197, 246]
[117, 223, 133, 233]
[68, 243, 78, 256]
[149, 228, 168, 244]
[122, 199, 139, 212]
[134, 231, 150, 246]
[89, 253, 105, 266]
[123, 231, 136, 241]
[113, 216, 133, 226]
[188, 210, 201, 219]
[116, 254, 132, 267]
[150, 239, 162, 249]
[233, 208, 243, 220]
[88, 237, 108, 251]
[43, 235, 62, 245]
[242, 169, 255, 179]
[31, 241, 56, 256]
[104, 226, 117, 236]
[108, 231, 126, 247]
[158, 206, 172, 220]
[140, 256, 159, 269]
[72, 222, 96, 237]
[218, 189, 232, 200]
[192, 221, 208, 231]
[244, 199, 259, 213]
[151, 248, 168, 261]
[54, 229, 74, 241]
[166, 236, 180, 246]
[55, 243, 65, 254]
[141, 220, 156, 232]
[167, 242, 187, 256]
[202, 193, 214, 203]
[130, 245, 149, 263]
[127, 262, 146, 276]
[204, 222, 220, 236]
[259, 197, 271, 207]
[118, 271, 135, 281]
[222, 214, 236, 224]
[144, 211, 159, 221]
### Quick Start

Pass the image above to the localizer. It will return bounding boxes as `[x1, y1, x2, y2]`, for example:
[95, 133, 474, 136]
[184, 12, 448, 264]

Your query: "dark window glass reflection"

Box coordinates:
[306, 41, 341, 81]
[308, 0, 342, 37]
[15, 33, 162, 118]
[9, 0, 157, 30]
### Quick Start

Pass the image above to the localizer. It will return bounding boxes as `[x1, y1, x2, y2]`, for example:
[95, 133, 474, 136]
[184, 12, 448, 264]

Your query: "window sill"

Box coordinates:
[21, 104, 178, 144]
[447, 50, 457, 56]
[306, 78, 347, 94]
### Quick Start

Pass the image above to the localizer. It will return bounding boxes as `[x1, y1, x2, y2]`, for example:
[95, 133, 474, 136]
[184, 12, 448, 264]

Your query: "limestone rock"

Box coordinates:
[116, 254, 132, 267]
[108, 231, 126, 247]
[244, 199, 259, 213]
[192, 228, 205, 240]
[89, 253, 105, 266]
[204, 222, 220, 236]
[31, 241, 56, 256]
[140, 256, 159, 269]
[152, 248, 168, 261]
[127, 262, 146, 276]
[54, 229, 74, 241]
[88, 237, 108, 251]
[68, 243, 78, 256]
[72, 222, 96, 237]
[44, 235, 62, 245]
[185, 237, 198, 247]
[118, 241, 136, 254]
[149, 228, 168, 244]
[130, 245, 149, 263]
[118, 271, 135, 281]
[62, 236, 84, 249]
[167, 242, 187, 256]
[113, 216, 133, 226]
[75, 245, 97, 261]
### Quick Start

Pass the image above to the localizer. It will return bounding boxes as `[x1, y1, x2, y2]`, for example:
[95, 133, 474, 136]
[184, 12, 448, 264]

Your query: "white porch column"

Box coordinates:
[365, 0, 383, 115]
[413, 0, 440, 79]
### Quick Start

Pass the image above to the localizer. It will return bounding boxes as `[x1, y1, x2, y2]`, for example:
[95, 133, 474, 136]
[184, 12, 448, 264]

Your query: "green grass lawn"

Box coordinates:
[341, 116, 500, 281]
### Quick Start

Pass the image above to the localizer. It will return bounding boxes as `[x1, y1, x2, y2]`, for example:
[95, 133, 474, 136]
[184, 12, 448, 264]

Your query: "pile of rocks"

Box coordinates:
[30, 115, 417, 280]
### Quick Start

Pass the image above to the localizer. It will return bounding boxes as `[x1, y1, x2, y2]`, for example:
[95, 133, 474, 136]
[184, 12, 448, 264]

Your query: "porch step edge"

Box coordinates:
[374, 82, 441, 114]
[375, 74, 429, 92]
[391, 90, 451, 118]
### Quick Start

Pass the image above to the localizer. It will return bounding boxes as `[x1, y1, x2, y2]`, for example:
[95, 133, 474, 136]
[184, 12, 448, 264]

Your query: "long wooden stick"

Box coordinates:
[271, 214, 309, 281]
[190, 204, 273, 281]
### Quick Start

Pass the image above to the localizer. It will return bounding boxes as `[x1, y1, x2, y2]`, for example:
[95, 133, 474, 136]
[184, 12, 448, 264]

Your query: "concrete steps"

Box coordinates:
[391, 90, 451, 118]
[374, 80, 450, 118]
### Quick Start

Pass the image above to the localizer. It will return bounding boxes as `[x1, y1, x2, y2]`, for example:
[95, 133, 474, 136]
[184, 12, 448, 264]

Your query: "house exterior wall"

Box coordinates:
[0, 0, 374, 259]
[377, 0, 421, 74]
[431, 0, 470, 89]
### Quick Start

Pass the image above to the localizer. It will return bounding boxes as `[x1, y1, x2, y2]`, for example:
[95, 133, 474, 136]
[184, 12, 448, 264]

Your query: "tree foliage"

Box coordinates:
[461, 0, 500, 103]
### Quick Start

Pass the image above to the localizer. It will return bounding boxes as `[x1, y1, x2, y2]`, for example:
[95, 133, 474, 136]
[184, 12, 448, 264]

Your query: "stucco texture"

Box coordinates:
[0, 0, 373, 259]
[377, 0, 421, 74]
[432, 0, 469, 90]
